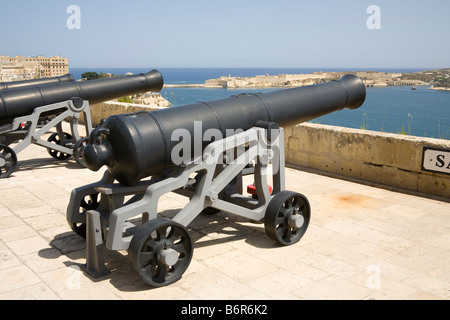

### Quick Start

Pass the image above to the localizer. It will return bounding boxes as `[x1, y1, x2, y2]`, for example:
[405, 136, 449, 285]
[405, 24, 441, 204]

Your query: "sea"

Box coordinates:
[70, 67, 450, 140]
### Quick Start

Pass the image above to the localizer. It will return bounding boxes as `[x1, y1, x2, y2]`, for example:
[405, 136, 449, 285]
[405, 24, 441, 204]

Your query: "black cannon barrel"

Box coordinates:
[83, 74, 366, 186]
[0, 70, 164, 126]
[0, 74, 74, 91]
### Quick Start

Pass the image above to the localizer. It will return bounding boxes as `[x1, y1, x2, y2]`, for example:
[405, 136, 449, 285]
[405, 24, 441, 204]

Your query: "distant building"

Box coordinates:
[0, 55, 69, 82]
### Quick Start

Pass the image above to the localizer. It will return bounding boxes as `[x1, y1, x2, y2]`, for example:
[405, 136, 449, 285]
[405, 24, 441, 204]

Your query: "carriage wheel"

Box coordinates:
[68, 193, 100, 238]
[0, 145, 18, 179]
[128, 218, 193, 287]
[264, 191, 311, 246]
[73, 137, 89, 167]
[47, 132, 73, 160]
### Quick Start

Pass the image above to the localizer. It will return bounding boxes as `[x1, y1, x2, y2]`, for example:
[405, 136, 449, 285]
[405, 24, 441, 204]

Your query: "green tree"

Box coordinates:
[81, 72, 100, 80]
[117, 96, 133, 103]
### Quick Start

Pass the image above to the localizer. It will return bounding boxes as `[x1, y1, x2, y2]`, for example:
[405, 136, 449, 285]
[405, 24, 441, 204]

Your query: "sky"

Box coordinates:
[0, 0, 449, 69]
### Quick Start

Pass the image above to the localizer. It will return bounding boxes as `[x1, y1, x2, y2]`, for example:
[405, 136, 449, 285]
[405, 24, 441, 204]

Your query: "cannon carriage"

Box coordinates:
[66, 74, 366, 287]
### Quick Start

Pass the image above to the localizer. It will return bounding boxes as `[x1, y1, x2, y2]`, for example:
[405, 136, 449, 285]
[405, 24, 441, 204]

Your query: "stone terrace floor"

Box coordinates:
[1, 130, 450, 300]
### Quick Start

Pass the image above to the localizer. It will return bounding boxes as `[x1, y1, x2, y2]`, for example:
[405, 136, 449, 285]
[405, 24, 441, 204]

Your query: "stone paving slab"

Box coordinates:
[0, 127, 449, 300]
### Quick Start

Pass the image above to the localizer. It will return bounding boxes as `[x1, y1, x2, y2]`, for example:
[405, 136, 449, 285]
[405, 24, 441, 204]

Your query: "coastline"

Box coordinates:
[163, 70, 438, 90]
[61, 67, 448, 90]
[429, 87, 450, 92]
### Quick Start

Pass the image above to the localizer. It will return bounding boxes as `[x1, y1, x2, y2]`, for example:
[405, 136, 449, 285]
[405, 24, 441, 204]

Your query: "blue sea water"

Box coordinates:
[70, 67, 450, 140]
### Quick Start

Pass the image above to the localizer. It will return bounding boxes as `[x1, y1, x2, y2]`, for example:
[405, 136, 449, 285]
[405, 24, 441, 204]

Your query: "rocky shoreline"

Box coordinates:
[429, 87, 450, 91]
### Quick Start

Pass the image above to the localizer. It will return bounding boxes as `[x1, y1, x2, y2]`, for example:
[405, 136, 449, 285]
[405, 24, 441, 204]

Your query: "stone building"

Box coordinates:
[0, 55, 69, 81]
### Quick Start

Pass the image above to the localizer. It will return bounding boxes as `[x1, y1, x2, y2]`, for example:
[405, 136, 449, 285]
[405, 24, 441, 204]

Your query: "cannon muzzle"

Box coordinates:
[0, 70, 164, 126]
[0, 74, 74, 91]
[83, 74, 366, 186]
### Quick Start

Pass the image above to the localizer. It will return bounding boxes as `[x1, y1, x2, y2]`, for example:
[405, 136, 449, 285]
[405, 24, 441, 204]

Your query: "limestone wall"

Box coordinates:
[83, 101, 168, 126]
[285, 123, 450, 199]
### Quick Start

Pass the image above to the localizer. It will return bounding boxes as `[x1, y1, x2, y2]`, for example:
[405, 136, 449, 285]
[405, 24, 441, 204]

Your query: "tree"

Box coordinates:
[81, 72, 100, 80]
[117, 96, 133, 103]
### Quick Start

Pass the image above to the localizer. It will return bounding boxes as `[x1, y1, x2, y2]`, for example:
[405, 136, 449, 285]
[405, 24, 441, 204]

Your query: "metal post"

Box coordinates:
[82, 210, 110, 278]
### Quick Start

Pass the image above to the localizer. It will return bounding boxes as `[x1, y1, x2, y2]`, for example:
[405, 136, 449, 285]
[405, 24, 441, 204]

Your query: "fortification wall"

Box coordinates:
[83, 101, 168, 126]
[285, 123, 450, 199]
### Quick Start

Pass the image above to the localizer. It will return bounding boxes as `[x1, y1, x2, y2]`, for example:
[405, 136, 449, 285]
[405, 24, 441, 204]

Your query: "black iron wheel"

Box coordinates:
[73, 137, 89, 167]
[47, 132, 73, 160]
[128, 218, 193, 287]
[69, 193, 100, 238]
[0, 145, 18, 179]
[264, 191, 311, 246]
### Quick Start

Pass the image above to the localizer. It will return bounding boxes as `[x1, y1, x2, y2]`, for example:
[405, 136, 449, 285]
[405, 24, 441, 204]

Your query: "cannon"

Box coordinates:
[0, 74, 74, 91]
[0, 70, 164, 178]
[67, 74, 366, 286]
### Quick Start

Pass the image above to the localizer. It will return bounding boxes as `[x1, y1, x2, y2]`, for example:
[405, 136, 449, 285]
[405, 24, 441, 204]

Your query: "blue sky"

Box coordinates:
[1, 0, 449, 69]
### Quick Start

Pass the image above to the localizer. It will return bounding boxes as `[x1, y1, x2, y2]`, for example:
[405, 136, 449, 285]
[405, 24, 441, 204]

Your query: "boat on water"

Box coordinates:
[412, 87, 417, 90]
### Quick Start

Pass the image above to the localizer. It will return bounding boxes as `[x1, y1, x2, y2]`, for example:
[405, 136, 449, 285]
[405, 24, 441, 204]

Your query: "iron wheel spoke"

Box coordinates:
[139, 251, 154, 267]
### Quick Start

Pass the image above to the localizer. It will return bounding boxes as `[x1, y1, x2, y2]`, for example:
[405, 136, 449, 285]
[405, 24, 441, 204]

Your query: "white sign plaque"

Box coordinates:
[422, 147, 450, 175]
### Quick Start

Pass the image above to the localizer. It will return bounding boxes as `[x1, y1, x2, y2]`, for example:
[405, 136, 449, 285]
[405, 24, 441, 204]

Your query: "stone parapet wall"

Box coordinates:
[285, 123, 450, 199]
[84, 101, 168, 126]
